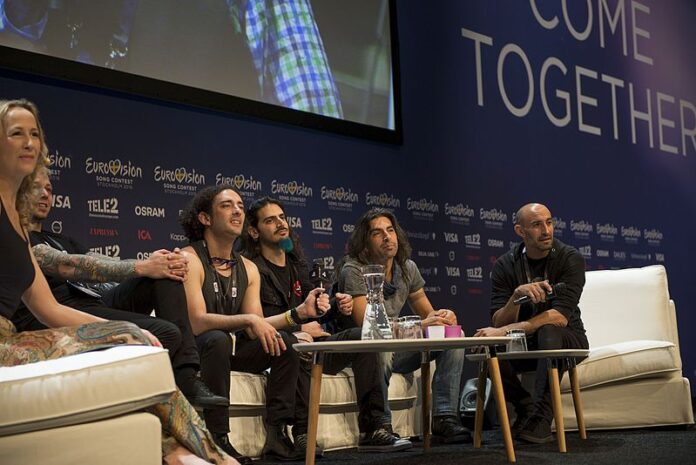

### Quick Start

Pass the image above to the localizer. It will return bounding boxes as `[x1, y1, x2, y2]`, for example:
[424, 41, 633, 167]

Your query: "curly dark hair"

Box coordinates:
[241, 196, 305, 260]
[178, 184, 240, 241]
[345, 208, 412, 269]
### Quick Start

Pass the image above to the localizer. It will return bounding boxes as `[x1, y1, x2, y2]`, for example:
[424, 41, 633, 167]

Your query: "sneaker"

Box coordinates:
[510, 398, 533, 438]
[213, 433, 252, 465]
[358, 427, 413, 452]
[517, 416, 554, 444]
[293, 433, 324, 459]
[511, 413, 530, 438]
[432, 416, 472, 444]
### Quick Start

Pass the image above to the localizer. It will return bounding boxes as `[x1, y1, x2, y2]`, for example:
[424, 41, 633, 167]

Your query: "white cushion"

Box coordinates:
[561, 340, 680, 390]
[0, 346, 175, 436]
[0, 412, 161, 465]
[229, 369, 417, 408]
[580, 265, 673, 348]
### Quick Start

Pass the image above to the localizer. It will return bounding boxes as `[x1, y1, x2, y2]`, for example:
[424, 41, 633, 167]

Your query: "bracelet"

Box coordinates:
[285, 310, 296, 327]
[290, 307, 305, 323]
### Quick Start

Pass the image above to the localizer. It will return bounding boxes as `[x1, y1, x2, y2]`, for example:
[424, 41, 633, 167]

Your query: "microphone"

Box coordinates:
[309, 259, 329, 289]
[513, 282, 566, 305]
[310, 259, 330, 316]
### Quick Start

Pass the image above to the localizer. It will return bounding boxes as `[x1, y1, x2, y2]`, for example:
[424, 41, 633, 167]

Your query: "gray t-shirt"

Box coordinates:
[338, 257, 426, 319]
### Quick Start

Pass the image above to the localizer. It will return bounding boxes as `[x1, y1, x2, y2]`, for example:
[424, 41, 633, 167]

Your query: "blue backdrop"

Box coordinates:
[1, 0, 694, 392]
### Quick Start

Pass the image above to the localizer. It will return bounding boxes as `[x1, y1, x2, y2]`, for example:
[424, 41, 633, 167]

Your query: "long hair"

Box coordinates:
[178, 184, 240, 242]
[345, 208, 412, 269]
[241, 196, 305, 260]
[0, 99, 51, 225]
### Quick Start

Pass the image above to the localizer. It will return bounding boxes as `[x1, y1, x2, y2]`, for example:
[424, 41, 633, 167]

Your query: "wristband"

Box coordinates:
[285, 310, 296, 327]
[290, 307, 305, 323]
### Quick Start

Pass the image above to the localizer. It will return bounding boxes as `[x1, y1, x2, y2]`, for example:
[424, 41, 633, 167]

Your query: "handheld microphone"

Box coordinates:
[310, 259, 329, 316]
[513, 282, 566, 305]
[310, 259, 329, 289]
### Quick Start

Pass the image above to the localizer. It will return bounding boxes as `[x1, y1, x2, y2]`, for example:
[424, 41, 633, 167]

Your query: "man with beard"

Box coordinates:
[474, 203, 589, 444]
[243, 197, 412, 452]
[179, 185, 329, 461]
[338, 208, 470, 444]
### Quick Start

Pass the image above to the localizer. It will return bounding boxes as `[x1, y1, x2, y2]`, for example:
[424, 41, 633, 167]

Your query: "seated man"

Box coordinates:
[11, 167, 225, 410]
[337, 208, 470, 444]
[243, 197, 412, 452]
[474, 203, 589, 444]
[179, 185, 328, 461]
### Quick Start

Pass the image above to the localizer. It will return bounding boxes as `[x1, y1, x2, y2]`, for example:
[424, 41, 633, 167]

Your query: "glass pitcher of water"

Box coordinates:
[361, 264, 393, 340]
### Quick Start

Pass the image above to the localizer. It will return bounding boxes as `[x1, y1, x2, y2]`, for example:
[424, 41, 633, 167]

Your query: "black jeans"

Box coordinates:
[499, 324, 589, 423]
[305, 327, 387, 433]
[195, 329, 308, 436]
[16, 292, 181, 364]
[101, 277, 201, 388]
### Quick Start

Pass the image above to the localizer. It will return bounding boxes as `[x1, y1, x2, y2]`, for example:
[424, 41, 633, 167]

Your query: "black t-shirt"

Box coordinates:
[264, 257, 303, 308]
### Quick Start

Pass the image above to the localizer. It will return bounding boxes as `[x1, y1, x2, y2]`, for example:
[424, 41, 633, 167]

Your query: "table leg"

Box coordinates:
[473, 361, 488, 449]
[569, 363, 587, 439]
[548, 365, 566, 453]
[306, 353, 324, 465]
[421, 351, 432, 450]
[487, 356, 516, 463]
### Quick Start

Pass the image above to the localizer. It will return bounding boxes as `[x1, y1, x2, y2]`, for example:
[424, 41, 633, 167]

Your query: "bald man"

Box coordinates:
[474, 203, 588, 444]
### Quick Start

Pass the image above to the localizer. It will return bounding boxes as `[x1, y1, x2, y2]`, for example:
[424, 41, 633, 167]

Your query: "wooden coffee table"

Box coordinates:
[467, 349, 590, 453]
[294, 337, 514, 465]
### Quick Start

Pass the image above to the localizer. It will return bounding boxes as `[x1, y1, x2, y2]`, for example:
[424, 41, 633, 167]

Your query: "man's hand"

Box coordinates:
[473, 326, 507, 337]
[297, 288, 331, 319]
[432, 309, 457, 325]
[249, 315, 287, 356]
[300, 321, 330, 339]
[135, 248, 189, 281]
[421, 310, 450, 328]
[512, 280, 553, 304]
[335, 293, 353, 316]
[142, 329, 162, 348]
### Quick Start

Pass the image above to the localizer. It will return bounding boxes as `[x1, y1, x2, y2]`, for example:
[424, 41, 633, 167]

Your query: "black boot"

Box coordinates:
[213, 433, 252, 465]
[262, 424, 303, 461]
[184, 378, 229, 408]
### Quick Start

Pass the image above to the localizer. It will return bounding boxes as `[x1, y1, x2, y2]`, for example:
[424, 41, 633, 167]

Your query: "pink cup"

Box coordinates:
[444, 325, 463, 338]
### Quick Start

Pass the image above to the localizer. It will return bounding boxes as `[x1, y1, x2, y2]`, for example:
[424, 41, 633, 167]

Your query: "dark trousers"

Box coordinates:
[16, 292, 182, 366]
[196, 329, 308, 436]
[499, 324, 588, 423]
[101, 277, 200, 379]
[308, 327, 387, 433]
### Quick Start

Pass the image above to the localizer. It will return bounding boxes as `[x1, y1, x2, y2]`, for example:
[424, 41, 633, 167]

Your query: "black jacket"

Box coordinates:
[250, 252, 341, 333]
[490, 238, 587, 336]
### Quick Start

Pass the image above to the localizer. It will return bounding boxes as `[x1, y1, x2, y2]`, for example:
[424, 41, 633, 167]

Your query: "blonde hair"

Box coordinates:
[0, 99, 51, 224]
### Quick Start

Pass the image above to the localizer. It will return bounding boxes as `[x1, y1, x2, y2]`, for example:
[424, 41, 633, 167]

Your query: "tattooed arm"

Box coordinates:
[32, 244, 189, 283]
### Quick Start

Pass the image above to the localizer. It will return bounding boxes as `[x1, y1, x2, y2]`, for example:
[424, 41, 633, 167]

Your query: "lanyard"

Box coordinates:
[521, 246, 549, 284]
[202, 240, 238, 314]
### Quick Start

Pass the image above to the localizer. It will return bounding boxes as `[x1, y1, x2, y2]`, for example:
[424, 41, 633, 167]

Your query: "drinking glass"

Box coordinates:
[506, 329, 528, 352]
[396, 315, 423, 339]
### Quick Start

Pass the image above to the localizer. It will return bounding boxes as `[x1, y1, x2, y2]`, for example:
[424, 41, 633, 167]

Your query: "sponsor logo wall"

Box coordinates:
[45, 150, 668, 320]
[7, 0, 693, 388]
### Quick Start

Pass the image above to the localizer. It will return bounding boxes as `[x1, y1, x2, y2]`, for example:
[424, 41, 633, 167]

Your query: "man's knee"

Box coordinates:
[435, 347, 465, 369]
[147, 319, 182, 352]
[536, 325, 565, 350]
[197, 330, 234, 359]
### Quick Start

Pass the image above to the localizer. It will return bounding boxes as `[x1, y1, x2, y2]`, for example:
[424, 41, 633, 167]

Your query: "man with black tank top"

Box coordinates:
[474, 203, 589, 444]
[179, 185, 329, 462]
[243, 197, 413, 453]
[12, 168, 228, 410]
